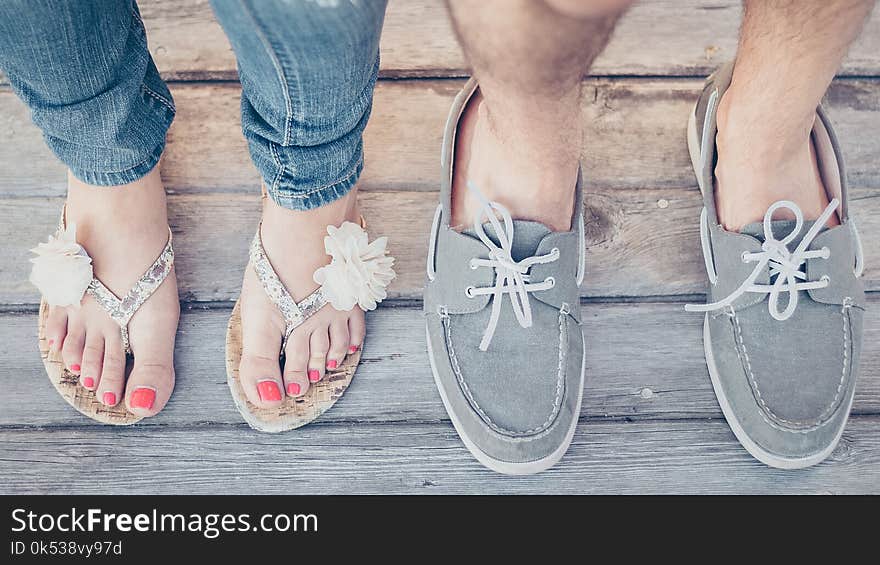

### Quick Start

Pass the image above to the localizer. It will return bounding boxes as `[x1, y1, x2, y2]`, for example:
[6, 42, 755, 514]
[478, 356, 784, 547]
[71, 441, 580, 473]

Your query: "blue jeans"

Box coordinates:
[0, 0, 388, 210]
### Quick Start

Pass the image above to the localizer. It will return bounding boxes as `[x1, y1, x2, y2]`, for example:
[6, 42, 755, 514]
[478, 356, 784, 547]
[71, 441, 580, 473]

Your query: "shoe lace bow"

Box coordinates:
[465, 182, 560, 350]
[686, 198, 838, 321]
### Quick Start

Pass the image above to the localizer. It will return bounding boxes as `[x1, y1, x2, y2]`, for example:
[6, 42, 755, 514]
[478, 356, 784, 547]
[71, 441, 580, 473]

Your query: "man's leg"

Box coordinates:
[0, 0, 179, 417]
[424, 0, 633, 474]
[687, 0, 873, 469]
[715, 0, 875, 231]
[445, 0, 634, 232]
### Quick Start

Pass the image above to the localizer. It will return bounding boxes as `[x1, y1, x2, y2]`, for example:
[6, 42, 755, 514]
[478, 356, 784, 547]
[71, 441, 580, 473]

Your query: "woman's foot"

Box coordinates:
[44, 168, 179, 417]
[237, 189, 366, 408]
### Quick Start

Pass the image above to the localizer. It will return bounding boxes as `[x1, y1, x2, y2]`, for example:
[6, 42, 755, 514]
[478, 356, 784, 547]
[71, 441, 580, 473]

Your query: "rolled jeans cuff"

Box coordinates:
[69, 137, 168, 187]
[265, 151, 364, 211]
[61, 90, 175, 187]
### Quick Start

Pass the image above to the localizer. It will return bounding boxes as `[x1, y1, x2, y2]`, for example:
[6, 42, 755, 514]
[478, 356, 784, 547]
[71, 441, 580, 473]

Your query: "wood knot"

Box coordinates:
[582, 201, 615, 247]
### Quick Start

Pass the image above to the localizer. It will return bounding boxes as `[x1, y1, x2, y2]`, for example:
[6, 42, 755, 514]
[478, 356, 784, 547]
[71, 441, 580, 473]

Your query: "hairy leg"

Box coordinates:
[445, 0, 634, 231]
[715, 0, 874, 230]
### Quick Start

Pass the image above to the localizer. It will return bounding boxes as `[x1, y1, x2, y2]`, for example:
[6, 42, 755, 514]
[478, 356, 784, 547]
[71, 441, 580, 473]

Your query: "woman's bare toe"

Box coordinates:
[96, 335, 126, 407]
[327, 318, 351, 370]
[239, 352, 285, 409]
[282, 330, 311, 398]
[348, 309, 365, 354]
[61, 315, 85, 375]
[45, 306, 68, 353]
[125, 359, 174, 417]
[78, 333, 104, 391]
[308, 328, 330, 383]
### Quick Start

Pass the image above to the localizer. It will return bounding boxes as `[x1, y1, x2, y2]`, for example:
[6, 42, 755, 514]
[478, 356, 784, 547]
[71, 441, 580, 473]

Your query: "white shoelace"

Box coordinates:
[686, 199, 838, 321]
[465, 182, 560, 351]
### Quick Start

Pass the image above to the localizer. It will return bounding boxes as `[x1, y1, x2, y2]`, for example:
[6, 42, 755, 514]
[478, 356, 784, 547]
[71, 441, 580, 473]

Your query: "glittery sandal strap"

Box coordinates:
[58, 209, 175, 355]
[86, 232, 174, 354]
[249, 225, 328, 353]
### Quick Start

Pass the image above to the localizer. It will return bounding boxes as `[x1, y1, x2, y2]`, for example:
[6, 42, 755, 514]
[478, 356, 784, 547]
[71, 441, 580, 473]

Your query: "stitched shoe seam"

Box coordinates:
[555, 305, 569, 426]
[441, 311, 564, 439]
[730, 307, 849, 433]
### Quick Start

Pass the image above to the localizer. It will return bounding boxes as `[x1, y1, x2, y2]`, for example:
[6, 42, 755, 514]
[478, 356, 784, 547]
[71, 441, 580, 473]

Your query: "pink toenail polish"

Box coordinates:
[349, 345, 359, 353]
[327, 360, 338, 369]
[131, 387, 156, 409]
[82, 376, 95, 389]
[70, 364, 81, 373]
[287, 383, 301, 396]
[103, 392, 116, 406]
[257, 380, 282, 402]
[308, 370, 320, 383]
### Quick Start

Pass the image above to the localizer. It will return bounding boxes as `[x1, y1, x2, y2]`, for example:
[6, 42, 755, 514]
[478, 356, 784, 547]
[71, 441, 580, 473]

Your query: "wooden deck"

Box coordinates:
[1, 0, 878, 494]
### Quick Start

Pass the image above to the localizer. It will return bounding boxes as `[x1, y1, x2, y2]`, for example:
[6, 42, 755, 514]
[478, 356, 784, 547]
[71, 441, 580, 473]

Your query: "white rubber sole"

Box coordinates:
[425, 324, 585, 475]
[689, 101, 848, 469]
[702, 316, 850, 469]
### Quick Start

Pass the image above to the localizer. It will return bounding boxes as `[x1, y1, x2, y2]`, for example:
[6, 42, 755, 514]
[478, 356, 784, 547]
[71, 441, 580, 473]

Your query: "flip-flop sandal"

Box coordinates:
[31, 206, 175, 425]
[226, 212, 395, 433]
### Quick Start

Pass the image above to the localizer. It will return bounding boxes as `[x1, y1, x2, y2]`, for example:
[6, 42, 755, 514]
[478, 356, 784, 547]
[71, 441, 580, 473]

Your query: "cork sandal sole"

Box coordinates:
[225, 299, 361, 433]
[38, 301, 143, 425]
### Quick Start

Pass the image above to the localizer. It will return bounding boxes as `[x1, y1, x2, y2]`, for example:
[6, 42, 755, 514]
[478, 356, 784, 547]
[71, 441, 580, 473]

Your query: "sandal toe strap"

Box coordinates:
[249, 227, 328, 354]
[87, 229, 175, 354]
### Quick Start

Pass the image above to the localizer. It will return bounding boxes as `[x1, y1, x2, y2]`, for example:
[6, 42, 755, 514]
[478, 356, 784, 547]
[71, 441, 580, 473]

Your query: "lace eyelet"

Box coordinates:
[821, 246, 831, 258]
[820, 275, 831, 284]
[545, 276, 555, 288]
[551, 247, 560, 256]
[464, 286, 476, 298]
[741, 251, 750, 263]
[468, 259, 479, 270]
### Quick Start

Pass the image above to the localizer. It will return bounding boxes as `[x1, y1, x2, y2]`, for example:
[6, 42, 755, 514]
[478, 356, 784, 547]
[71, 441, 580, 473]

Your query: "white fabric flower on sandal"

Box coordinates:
[29, 223, 93, 308]
[313, 221, 396, 311]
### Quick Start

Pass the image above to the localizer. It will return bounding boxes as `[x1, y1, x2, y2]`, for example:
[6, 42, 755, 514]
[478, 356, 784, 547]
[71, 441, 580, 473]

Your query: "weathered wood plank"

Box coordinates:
[0, 80, 457, 195]
[12, 0, 877, 81]
[3, 79, 879, 198]
[1, 187, 878, 304]
[137, 0, 880, 79]
[3, 0, 878, 83]
[1, 417, 878, 494]
[1, 300, 877, 428]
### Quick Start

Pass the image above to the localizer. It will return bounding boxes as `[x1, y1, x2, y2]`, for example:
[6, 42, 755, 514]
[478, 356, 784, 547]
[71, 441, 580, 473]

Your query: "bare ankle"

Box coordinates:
[66, 169, 169, 230]
[263, 188, 358, 233]
[714, 90, 834, 231]
[452, 93, 579, 232]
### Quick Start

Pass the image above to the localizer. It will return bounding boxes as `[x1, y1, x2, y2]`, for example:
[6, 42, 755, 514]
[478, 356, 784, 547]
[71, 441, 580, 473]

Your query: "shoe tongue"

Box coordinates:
[463, 220, 551, 262]
[740, 219, 826, 252]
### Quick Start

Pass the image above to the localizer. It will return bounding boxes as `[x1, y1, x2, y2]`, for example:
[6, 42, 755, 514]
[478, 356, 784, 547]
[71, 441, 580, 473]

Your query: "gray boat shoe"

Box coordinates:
[424, 78, 586, 475]
[686, 62, 867, 469]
